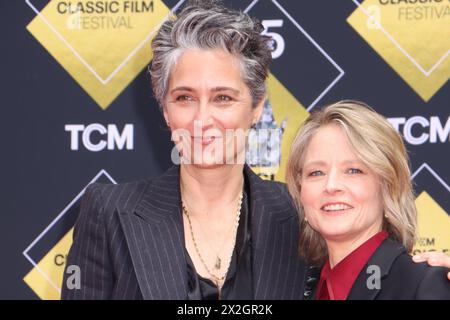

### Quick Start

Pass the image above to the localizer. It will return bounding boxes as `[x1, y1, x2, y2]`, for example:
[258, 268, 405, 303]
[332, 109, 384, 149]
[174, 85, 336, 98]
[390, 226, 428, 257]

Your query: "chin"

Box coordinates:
[322, 232, 352, 242]
[191, 156, 229, 169]
[191, 162, 223, 169]
[317, 225, 356, 242]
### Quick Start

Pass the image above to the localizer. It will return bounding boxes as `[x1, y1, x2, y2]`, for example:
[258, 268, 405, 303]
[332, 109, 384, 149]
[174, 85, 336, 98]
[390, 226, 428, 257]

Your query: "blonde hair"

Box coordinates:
[286, 100, 417, 266]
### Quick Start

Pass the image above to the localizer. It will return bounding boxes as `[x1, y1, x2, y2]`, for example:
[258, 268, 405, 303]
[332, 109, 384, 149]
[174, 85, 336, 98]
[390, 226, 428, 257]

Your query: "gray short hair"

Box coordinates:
[149, 0, 272, 108]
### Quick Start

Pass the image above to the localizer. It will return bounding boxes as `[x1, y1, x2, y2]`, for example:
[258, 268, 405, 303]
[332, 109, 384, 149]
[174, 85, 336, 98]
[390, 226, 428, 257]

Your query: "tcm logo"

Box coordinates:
[388, 116, 450, 145]
[65, 123, 134, 151]
[413, 237, 449, 256]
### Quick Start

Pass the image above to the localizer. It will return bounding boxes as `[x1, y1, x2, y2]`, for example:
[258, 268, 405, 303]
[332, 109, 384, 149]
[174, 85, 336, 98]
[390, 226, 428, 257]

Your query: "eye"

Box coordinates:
[215, 95, 233, 103]
[308, 170, 324, 177]
[347, 168, 363, 174]
[175, 95, 193, 102]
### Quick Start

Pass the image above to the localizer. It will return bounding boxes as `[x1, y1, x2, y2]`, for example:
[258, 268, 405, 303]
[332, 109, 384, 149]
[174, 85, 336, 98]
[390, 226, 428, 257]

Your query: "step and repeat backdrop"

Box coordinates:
[1, 0, 449, 299]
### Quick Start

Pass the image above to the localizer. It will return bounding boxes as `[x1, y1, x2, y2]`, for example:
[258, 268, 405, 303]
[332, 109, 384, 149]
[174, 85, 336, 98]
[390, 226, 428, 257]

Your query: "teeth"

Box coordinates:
[323, 203, 351, 211]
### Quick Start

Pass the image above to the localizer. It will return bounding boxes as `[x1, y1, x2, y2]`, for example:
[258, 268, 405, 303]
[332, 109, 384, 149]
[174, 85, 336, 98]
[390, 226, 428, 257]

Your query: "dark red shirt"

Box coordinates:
[316, 231, 389, 300]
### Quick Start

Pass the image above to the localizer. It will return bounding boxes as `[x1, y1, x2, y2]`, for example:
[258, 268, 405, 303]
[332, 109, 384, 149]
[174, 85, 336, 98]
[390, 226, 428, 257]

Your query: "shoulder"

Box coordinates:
[385, 250, 450, 299]
[251, 177, 294, 206]
[79, 165, 181, 222]
[388, 251, 429, 278]
[394, 253, 450, 299]
[83, 178, 152, 213]
[259, 179, 289, 194]
[70, 179, 152, 236]
[244, 165, 290, 196]
[415, 264, 450, 299]
[246, 174, 298, 222]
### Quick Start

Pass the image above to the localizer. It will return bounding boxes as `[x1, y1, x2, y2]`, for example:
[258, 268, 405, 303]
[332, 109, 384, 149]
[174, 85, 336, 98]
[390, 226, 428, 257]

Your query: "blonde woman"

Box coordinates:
[286, 100, 450, 300]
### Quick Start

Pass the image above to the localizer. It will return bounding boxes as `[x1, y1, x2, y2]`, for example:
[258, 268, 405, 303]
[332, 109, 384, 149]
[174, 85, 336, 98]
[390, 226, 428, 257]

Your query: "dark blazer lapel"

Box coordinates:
[347, 239, 406, 300]
[117, 165, 188, 300]
[245, 166, 305, 300]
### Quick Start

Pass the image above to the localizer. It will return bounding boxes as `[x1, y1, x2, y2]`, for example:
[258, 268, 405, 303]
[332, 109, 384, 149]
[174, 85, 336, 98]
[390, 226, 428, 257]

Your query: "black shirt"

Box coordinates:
[185, 183, 253, 300]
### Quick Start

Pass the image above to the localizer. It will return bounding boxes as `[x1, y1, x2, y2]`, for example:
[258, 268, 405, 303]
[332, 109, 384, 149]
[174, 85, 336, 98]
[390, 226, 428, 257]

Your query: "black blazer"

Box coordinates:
[344, 239, 450, 300]
[61, 165, 307, 300]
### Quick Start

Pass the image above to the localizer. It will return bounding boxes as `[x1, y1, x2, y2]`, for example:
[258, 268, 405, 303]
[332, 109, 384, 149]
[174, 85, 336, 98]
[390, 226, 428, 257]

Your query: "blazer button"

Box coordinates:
[306, 276, 316, 284]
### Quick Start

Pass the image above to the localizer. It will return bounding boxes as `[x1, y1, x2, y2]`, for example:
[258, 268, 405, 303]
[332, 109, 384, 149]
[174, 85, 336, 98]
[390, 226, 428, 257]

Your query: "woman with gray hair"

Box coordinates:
[62, 0, 306, 300]
[62, 0, 450, 300]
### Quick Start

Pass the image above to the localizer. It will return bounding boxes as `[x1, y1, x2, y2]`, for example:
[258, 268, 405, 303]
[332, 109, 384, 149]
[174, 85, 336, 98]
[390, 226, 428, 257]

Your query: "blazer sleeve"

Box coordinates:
[415, 266, 450, 300]
[61, 183, 114, 300]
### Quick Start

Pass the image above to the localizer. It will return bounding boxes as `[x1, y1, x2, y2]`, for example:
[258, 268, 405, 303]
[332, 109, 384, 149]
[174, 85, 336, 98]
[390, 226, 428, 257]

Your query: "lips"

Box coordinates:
[321, 202, 353, 212]
[192, 136, 220, 146]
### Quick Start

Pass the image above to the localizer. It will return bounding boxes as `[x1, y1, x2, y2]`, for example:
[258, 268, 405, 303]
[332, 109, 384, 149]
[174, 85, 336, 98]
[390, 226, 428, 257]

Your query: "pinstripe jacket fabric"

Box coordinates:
[61, 165, 308, 300]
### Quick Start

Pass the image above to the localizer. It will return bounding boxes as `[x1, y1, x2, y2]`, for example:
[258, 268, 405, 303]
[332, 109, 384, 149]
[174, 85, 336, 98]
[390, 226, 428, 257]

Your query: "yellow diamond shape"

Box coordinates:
[26, 0, 171, 109]
[413, 191, 450, 255]
[250, 73, 309, 182]
[348, 0, 449, 101]
[24, 228, 73, 300]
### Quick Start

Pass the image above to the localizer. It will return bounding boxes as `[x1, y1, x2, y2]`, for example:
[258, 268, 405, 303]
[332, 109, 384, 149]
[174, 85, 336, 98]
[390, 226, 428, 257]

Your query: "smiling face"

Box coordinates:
[299, 124, 384, 244]
[163, 48, 263, 167]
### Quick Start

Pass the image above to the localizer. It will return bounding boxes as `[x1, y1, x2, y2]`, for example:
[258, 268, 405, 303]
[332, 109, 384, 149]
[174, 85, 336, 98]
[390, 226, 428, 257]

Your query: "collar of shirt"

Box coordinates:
[316, 230, 389, 300]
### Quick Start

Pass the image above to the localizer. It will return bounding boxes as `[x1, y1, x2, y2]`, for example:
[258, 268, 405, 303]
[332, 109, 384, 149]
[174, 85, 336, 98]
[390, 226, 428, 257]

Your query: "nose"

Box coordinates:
[194, 100, 214, 128]
[324, 169, 344, 195]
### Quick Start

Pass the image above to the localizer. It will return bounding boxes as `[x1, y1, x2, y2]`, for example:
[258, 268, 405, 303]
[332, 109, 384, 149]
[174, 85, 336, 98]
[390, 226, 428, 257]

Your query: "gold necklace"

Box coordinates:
[189, 201, 238, 270]
[182, 190, 243, 285]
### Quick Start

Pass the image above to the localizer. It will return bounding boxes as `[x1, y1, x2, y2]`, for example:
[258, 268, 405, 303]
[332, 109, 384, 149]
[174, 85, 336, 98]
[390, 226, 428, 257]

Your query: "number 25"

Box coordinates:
[262, 19, 285, 59]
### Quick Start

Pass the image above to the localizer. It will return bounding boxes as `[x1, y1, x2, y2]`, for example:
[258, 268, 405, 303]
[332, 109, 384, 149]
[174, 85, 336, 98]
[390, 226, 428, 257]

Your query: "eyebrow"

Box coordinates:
[211, 87, 240, 95]
[170, 86, 193, 94]
[303, 159, 363, 168]
[342, 159, 364, 166]
[169, 86, 240, 95]
[303, 160, 327, 168]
